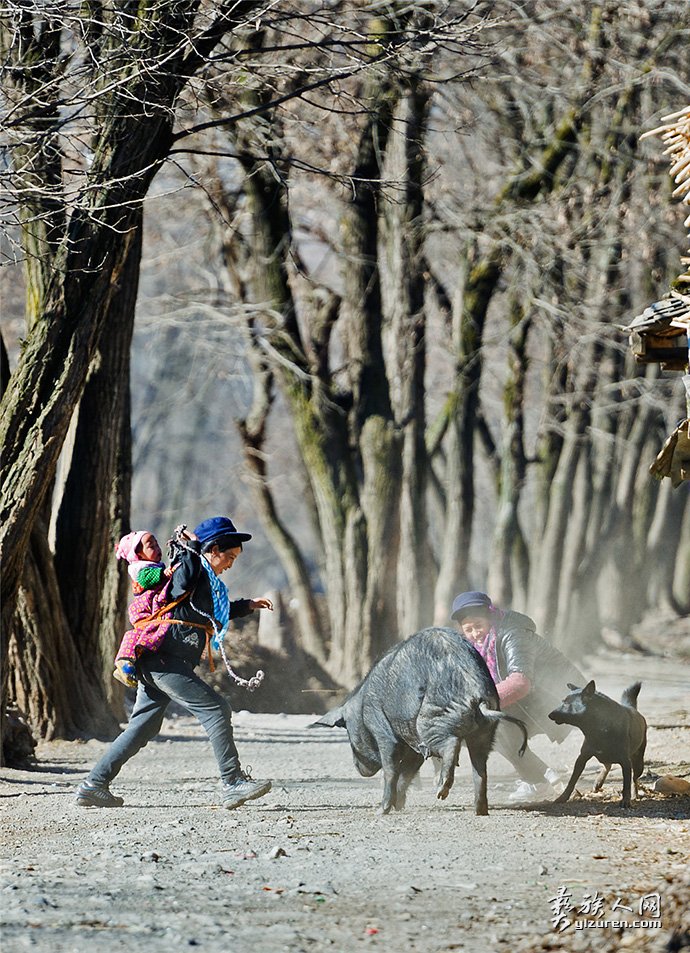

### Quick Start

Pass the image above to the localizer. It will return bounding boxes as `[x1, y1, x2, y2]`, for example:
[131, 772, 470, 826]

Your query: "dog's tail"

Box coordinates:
[621, 681, 642, 709]
[477, 701, 529, 756]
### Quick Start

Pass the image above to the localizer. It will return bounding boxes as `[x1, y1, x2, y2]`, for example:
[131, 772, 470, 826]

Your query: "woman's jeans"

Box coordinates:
[87, 653, 240, 787]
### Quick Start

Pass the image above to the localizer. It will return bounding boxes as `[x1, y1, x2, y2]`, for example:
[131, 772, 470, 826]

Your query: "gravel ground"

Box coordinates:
[1, 648, 689, 953]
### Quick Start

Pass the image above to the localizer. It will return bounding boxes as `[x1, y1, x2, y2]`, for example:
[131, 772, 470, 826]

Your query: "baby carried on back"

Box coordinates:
[112, 529, 186, 688]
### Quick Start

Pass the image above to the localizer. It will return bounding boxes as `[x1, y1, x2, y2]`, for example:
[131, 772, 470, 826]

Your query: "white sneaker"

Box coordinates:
[545, 769, 564, 794]
[507, 777, 562, 802]
[222, 771, 271, 810]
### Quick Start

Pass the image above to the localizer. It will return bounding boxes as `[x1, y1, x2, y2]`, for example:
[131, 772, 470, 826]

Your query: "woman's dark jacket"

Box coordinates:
[158, 542, 252, 667]
[495, 610, 585, 741]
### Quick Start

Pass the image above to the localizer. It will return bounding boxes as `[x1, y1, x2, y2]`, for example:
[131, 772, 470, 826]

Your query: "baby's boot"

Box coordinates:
[113, 658, 137, 689]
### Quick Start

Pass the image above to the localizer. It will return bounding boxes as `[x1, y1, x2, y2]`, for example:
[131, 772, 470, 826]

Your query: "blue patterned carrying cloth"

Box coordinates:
[198, 555, 230, 648]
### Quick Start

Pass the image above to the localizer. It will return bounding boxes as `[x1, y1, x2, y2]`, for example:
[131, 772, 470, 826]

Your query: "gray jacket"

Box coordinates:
[494, 611, 585, 741]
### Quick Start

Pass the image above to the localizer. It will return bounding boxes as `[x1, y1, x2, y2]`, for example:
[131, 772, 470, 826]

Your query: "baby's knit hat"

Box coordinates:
[115, 531, 146, 564]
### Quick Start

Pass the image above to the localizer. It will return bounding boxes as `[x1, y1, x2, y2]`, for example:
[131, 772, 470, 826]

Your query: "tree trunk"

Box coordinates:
[0, 0, 229, 651]
[237, 347, 327, 665]
[224, 29, 405, 684]
[670, 501, 690, 615]
[0, 134, 173, 641]
[434, 246, 502, 622]
[8, 520, 118, 741]
[646, 477, 689, 614]
[1, 2, 254, 758]
[431, 20, 604, 625]
[548, 85, 645, 647]
[383, 83, 435, 636]
[54, 212, 141, 710]
[487, 301, 531, 607]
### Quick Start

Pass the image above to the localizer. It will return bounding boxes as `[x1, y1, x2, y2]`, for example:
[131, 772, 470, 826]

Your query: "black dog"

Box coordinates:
[548, 681, 646, 808]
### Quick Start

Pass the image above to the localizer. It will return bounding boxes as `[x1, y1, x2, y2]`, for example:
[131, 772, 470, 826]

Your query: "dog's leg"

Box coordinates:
[632, 738, 646, 798]
[555, 750, 590, 803]
[593, 763, 611, 792]
[621, 760, 633, 808]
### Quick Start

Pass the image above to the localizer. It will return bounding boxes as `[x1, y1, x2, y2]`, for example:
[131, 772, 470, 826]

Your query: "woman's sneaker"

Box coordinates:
[222, 768, 271, 810]
[75, 781, 124, 808]
[508, 770, 563, 803]
[508, 780, 554, 802]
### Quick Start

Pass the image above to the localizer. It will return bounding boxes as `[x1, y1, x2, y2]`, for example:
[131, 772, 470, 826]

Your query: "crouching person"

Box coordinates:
[451, 591, 586, 802]
[76, 516, 273, 811]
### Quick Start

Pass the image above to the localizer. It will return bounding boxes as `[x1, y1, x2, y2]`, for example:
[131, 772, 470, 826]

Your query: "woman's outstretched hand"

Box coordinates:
[249, 597, 274, 612]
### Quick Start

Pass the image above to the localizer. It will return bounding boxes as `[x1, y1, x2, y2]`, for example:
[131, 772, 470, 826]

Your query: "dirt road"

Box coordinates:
[1, 647, 688, 953]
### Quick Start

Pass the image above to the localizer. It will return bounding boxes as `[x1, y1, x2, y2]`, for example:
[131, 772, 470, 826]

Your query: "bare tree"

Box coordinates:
[0, 0, 271, 758]
[193, 6, 487, 682]
[207, 0, 689, 669]
[2, 0, 687, 760]
[0, 1, 490, 749]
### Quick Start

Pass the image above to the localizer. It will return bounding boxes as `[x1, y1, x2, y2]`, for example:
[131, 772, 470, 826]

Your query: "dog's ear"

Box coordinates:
[309, 706, 346, 729]
[582, 680, 596, 697]
[566, 682, 581, 691]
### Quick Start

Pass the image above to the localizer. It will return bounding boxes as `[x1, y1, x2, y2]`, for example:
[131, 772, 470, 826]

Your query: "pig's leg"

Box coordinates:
[593, 764, 611, 792]
[555, 749, 591, 803]
[378, 738, 402, 815]
[435, 738, 461, 801]
[380, 766, 398, 815]
[466, 738, 490, 816]
[620, 760, 633, 808]
[394, 749, 424, 811]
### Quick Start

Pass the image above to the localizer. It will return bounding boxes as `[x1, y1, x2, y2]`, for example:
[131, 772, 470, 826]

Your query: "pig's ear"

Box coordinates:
[566, 682, 581, 691]
[310, 707, 346, 729]
[583, 680, 596, 697]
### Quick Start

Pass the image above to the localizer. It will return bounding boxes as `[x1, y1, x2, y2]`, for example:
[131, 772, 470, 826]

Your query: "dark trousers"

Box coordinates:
[87, 654, 240, 787]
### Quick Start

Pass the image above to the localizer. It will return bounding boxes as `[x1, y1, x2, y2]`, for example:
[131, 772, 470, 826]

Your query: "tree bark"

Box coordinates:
[8, 520, 118, 741]
[237, 346, 327, 665]
[0, 0, 241, 652]
[1, 3, 255, 753]
[487, 301, 531, 607]
[54, 211, 141, 708]
[384, 83, 435, 636]
[0, 133, 171, 646]
[222, 22, 406, 684]
[434, 245, 502, 622]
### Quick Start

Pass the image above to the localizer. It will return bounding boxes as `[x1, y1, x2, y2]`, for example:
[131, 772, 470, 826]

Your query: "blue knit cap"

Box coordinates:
[450, 590, 492, 622]
[193, 516, 252, 548]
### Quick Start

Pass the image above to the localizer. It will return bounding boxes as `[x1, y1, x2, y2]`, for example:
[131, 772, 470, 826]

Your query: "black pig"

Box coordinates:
[549, 681, 647, 808]
[313, 627, 528, 815]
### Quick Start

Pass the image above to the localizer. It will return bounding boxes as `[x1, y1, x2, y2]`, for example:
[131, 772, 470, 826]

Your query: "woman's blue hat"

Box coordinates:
[450, 591, 492, 622]
[193, 516, 252, 547]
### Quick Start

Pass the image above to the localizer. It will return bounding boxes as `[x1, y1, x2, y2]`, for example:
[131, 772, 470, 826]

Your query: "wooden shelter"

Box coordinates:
[626, 106, 690, 484]
[626, 296, 689, 371]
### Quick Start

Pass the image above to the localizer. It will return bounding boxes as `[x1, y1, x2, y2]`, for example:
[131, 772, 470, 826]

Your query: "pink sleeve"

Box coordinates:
[497, 672, 531, 708]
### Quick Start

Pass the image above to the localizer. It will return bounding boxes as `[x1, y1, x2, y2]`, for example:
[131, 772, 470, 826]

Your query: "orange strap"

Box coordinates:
[205, 632, 216, 673]
[132, 592, 191, 628]
[132, 595, 215, 671]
